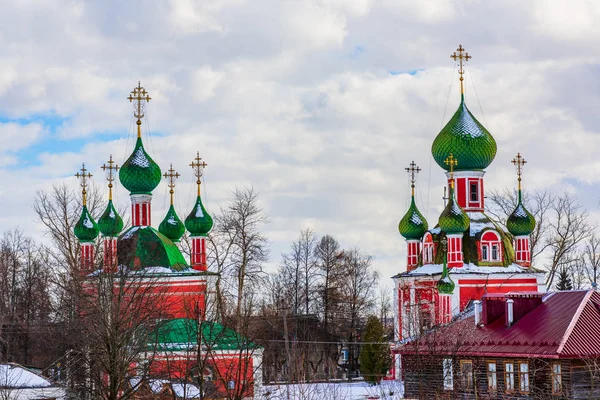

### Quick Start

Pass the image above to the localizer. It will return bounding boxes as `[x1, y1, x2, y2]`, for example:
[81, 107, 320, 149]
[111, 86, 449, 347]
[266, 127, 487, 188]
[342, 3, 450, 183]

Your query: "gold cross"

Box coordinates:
[75, 163, 93, 206]
[190, 152, 208, 196]
[444, 153, 458, 189]
[101, 155, 119, 200]
[128, 82, 151, 135]
[163, 164, 180, 205]
[512, 152, 527, 190]
[405, 161, 421, 196]
[450, 44, 471, 95]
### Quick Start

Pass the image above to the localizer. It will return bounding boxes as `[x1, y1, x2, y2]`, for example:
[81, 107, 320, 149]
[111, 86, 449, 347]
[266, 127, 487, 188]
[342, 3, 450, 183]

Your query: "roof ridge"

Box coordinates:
[557, 290, 593, 355]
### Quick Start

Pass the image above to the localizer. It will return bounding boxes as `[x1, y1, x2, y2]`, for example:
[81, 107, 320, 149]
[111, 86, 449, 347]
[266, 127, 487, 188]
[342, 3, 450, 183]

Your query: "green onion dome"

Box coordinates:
[438, 186, 469, 234]
[398, 196, 428, 240]
[159, 205, 186, 242]
[431, 97, 497, 171]
[74, 205, 99, 242]
[185, 196, 213, 236]
[118, 226, 187, 271]
[507, 191, 536, 236]
[437, 255, 455, 295]
[119, 137, 162, 194]
[98, 200, 124, 237]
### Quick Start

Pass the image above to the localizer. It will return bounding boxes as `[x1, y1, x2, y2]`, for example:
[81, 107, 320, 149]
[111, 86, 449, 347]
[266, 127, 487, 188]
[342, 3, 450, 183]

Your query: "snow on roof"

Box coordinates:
[172, 383, 201, 398]
[403, 263, 532, 276]
[0, 364, 52, 389]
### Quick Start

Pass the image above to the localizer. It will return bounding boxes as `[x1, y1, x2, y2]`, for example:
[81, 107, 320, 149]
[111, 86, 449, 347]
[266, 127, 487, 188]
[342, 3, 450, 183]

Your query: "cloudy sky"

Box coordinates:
[1, 0, 599, 288]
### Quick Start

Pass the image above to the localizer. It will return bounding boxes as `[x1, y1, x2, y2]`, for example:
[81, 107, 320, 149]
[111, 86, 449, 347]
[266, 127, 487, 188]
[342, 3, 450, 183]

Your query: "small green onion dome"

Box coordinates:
[438, 186, 469, 234]
[507, 191, 536, 236]
[437, 271, 455, 295]
[98, 200, 124, 237]
[159, 205, 186, 242]
[119, 137, 162, 194]
[399, 197, 428, 240]
[431, 97, 497, 171]
[74, 205, 99, 242]
[185, 196, 213, 236]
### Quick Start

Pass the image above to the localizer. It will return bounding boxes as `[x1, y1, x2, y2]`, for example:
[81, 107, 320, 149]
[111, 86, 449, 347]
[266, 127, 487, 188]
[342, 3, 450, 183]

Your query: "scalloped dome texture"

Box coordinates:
[118, 226, 187, 271]
[431, 99, 497, 171]
[98, 200, 124, 237]
[507, 193, 536, 236]
[74, 205, 99, 242]
[438, 190, 469, 234]
[185, 196, 213, 236]
[437, 274, 455, 295]
[119, 137, 162, 194]
[159, 205, 186, 242]
[398, 197, 429, 240]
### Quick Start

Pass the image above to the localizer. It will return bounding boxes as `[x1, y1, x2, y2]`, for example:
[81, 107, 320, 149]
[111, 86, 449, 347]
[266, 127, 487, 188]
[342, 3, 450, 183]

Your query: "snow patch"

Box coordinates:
[109, 208, 115, 219]
[195, 205, 204, 218]
[0, 364, 52, 388]
[167, 215, 178, 225]
[410, 212, 424, 225]
[121, 226, 141, 240]
[262, 381, 404, 400]
[406, 263, 529, 276]
[131, 147, 150, 168]
[83, 215, 94, 229]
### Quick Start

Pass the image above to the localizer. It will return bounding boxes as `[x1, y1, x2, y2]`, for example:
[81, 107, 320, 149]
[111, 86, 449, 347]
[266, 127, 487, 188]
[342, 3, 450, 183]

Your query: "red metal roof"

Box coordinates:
[399, 290, 600, 358]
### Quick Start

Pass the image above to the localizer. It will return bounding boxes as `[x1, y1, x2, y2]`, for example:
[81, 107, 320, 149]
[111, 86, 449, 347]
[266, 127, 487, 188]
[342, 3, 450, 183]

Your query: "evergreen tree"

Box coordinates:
[359, 316, 392, 384]
[556, 267, 573, 291]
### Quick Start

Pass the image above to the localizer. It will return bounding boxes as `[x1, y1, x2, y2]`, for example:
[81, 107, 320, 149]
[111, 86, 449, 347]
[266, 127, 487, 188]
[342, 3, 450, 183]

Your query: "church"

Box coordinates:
[73, 83, 262, 398]
[391, 46, 546, 379]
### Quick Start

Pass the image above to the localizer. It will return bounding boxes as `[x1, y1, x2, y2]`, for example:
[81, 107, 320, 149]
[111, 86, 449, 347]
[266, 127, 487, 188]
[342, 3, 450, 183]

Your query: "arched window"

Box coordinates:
[422, 233, 434, 264]
[480, 231, 502, 262]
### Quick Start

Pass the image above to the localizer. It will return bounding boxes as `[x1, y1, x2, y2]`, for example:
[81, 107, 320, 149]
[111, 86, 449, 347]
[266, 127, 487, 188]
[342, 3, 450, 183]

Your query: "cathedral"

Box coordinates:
[73, 83, 261, 398]
[391, 46, 545, 379]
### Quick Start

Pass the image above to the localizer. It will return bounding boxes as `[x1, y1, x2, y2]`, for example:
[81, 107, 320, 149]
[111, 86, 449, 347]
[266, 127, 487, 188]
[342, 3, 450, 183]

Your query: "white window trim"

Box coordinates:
[443, 359, 453, 390]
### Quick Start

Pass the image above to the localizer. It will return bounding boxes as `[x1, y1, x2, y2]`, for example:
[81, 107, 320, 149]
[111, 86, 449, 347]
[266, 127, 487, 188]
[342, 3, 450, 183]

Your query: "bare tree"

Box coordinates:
[314, 235, 344, 330]
[583, 233, 600, 289]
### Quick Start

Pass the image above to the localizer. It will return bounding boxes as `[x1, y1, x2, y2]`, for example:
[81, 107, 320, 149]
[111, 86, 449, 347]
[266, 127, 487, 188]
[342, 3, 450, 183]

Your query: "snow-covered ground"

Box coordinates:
[260, 381, 404, 400]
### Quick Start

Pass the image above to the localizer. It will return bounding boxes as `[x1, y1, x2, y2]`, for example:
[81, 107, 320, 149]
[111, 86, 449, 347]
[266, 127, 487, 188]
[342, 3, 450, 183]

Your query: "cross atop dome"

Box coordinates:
[101, 155, 119, 200]
[75, 163, 92, 206]
[450, 44, 471, 95]
[190, 152, 208, 196]
[405, 161, 421, 195]
[444, 153, 458, 187]
[164, 164, 180, 205]
[128, 82, 151, 134]
[512, 152, 527, 190]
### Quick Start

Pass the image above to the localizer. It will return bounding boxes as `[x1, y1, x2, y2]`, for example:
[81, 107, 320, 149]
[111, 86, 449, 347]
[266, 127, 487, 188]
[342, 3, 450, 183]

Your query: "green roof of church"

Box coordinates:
[438, 186, 469, 234]
[74, 205, 99, 242]
[118, 226, 187, 271]
[185, 196, 213, 236]
[431, 97, 497, 171]
[119, 137, 162, 194]
[399, 196, 428, 240]
[98, 200, 124, 237]
[507, 190, 536, 236]
[159, 205, 186, 242]
[151, 318, 258, 351]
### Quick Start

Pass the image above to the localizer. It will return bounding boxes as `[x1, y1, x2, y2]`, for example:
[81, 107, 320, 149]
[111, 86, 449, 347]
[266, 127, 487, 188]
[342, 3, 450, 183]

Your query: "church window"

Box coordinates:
[422, 233, 434, 264]
[470, 182, 479, 202]
[480, 231, 502, 262]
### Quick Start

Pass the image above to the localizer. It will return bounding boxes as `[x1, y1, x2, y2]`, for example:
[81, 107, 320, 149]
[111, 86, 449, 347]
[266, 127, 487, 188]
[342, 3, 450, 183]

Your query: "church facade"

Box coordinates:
[391, 46, 546, 380]
[73, 83, 261, 398]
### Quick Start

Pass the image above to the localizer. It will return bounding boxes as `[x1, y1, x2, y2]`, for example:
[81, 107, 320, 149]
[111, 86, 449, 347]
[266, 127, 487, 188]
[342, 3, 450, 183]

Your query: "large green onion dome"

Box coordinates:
[399, 196, 428, 240]
[159, 205, 186, 242]
[74, 205, 99, 242]
[507, 191, 536, 236]
[431, 96, 497, 171]
[438, 185, 469, 234]
[119, 137, 162, 194]
[118, 226, 187, 271]
[98, 200, 124, 237]
[185, 196, 213, 236]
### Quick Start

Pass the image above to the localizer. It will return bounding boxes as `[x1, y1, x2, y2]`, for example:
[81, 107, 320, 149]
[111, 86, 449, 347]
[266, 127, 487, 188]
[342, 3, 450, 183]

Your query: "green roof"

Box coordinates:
[118, 226, 187, 271]
[119, 137, 162, 194]
[74, 205, 99, 242]
[151, 318, 258, 351]
[159, 205, 185, 242]
[506, 190, 536, 236]
[98, 200, 124, 237]
[437, 254, 455, 295]
[438, 186, 469, 234]
[398, 196, 428, 240]
[431, 96, 497, 171]
[185, 196, 213, 236]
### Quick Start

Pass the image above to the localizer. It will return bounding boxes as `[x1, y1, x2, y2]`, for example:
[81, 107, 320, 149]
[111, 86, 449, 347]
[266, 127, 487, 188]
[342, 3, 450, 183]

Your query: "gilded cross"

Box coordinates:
[101, 155, 119, 200]
[128, 82, 151, 129]
[163, 164, 180, 205]
[75, 163, 92, 206]
[190, 152, 208, 196]
[450, 44, 471, 95]
[444, 153, 458, 189]
[512, 152, 527, 190]
[405, 161, 421, 196]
